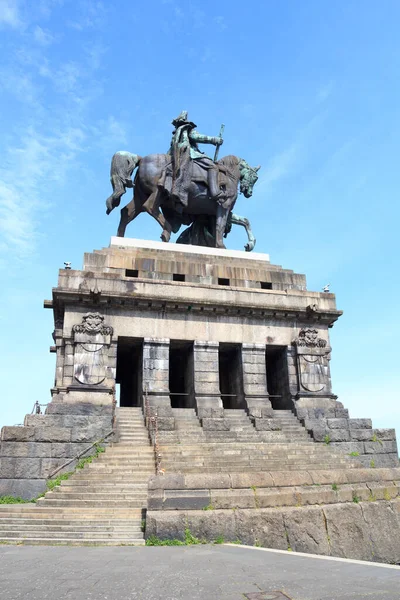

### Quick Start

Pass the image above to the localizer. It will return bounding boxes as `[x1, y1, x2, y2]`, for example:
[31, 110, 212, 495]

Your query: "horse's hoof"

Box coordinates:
[161, 233, 170, 243]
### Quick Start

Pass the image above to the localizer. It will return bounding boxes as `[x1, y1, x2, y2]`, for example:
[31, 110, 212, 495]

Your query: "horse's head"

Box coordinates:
[238, 160, 260, 198]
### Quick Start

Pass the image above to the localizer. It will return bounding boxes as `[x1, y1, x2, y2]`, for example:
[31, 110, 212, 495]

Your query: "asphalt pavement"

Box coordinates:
[0, 544, 399, 600]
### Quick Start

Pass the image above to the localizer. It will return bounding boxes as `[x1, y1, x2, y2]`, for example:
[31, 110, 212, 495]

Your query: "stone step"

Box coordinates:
[36, 500, 147, 508]
[0, 519, 142, 526]
[48, 493, 148, 501]
[0, 525, 143, 540]
[0, 538, 145, 546]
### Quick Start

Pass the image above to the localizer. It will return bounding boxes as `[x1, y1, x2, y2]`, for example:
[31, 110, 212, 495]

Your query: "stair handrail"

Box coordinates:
[144, 386, 162, 475]
[46, 429, 115, 480]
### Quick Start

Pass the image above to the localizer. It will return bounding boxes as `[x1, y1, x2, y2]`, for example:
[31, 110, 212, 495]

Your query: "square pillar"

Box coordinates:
[242, 344, 272, 417]
[142, 338, 173, 420]
[194, 341, 223, 418]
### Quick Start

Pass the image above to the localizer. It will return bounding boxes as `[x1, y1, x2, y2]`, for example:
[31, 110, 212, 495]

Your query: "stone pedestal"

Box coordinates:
[193, 341, 223, 420]
[242, 344, 272, 421]
[142, 338, 174, 428]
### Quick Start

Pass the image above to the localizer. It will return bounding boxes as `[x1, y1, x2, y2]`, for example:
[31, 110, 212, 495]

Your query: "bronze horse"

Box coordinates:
[106, 151, 259, 250]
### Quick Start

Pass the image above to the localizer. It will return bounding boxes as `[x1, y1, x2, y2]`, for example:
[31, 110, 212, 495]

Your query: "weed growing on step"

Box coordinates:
[323, 435, 331, 445]
[370, 459, 376, 468]
[202, 503, 214, 511]
[371, 434, 378, 442]
[0, 495, 30, 504]
[368, 491, 377, 502]
[331, 483, 339, 491]
[349, 452, 359, 457]
[352, 492, 360, 503]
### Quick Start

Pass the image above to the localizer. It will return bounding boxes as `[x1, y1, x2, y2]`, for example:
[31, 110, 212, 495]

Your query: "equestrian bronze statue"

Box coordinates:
[105, 111, 260, 251]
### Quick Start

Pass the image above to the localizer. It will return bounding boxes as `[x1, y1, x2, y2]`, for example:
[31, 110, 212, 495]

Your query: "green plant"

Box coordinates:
[184, 528, 201, 545]
[371, 434, 378, 442]
[349, 452, 359, 457]
[230, 539, 242, 545]
[202, 503, 214, 511]
[213, 535, 225, 544]
[251, 485, 260, 509]
[287, 546, 293, 552]
[370, 459, 375, 468]
[146, 535, 184, 546]
[368, 492, 377, 502]
[331, 483, 339, 491]
[254, 539, 261, 547]
[324, 434, 331, 445]
[383, 489, 391, 501]
[141, 519, 146, 533]
[0, 495, 29, 504]
[352, 492, 360, 503]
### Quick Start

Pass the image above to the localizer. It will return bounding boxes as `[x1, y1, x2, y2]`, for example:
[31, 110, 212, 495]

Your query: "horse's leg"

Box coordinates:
[230, 213, 256, 252]
[117, 197, 139, 237]
[142, 190, 172, 242]
[215, 204, 229, 249]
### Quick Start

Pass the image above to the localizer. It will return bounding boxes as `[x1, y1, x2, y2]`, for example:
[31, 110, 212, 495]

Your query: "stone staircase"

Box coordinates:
[0, 407, 154, 545]
[158, 408, 362, 474]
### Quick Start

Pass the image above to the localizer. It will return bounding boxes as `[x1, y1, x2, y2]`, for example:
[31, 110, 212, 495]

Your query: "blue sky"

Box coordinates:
[0, 0, 399, 439]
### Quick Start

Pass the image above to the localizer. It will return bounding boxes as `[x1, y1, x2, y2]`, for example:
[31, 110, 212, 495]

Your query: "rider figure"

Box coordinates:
[161, 111, 224, 207]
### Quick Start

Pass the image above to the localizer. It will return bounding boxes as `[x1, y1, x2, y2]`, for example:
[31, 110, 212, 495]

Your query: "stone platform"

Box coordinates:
[0, 238, 398, 560]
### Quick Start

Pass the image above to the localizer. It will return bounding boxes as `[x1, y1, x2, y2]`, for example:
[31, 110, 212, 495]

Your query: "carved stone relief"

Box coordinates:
[293, 328, 331, 393]
[72, 313, 113, 385]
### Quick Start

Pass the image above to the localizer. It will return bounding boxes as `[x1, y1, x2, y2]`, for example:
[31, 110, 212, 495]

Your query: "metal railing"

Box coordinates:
[46, 430, 115, 480]
[144, 387, 162, 475]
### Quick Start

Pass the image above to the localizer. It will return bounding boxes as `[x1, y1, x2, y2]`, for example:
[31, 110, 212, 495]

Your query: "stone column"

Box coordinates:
[242, 344, 272, 421]
[193, 341, 223, 419]
[142, 338, 174, 428]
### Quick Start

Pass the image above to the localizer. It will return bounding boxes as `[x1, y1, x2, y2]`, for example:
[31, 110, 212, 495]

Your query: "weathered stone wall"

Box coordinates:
[295, 400, 399, 468]
[0, 403, 113, 499]
[146, 469, 400, 563]
[146, 501, 400, 564]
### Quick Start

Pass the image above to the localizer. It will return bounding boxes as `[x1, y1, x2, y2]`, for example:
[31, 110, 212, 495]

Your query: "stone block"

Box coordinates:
[295, 408, 308, 420]
[349, 429, 374, 442]
[1, 427, 35, 442]
[374, 429, 397, 441]
[155, 417, 175, 431]
[195, 371, 220, 382]
[202, 418, 229, 431]
[310, 469, 349, 485]
[304, 419, 327, 431]
[254, 418, 281, 431]
[323, 503, 374, 561]
[24, 415, 47, 427]
[46, 402, 113, 416]
[34, 427, 71, 443]
[361, 501, 400, 564]
[148, 474, 185, 490]
[364, 441, 398, 455]
[327, 429, 350, 442]
[0, 442, 49, 459]
[0, 457, 41, 479]
[335, 408, 349, 418]
[70, 425, 102, 443]
[230, 472, 274, 488]
[326, 418, 349, 430]
[349, 418, 372, 429]
[163, 489, 211, 510]
[211, 488, 255, 509]
[197, 407, 224, 419]
[310, 428, 328, 442]
[51, 443, 74, 458]
[271, 471, 313, 487]
[283, 506, 330, 555]
[235, 509, 287, 548]
[40, 458, 65, 478]
[330, 441, 365, 455]
[368, 454, 400, 468]
[184, 473, 231, 489]
[261, 407, 274, 418]
[0, 478, 47, 500]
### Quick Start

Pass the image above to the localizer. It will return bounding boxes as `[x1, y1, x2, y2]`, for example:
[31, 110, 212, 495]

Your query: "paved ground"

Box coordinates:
[0, 545, 399, 600]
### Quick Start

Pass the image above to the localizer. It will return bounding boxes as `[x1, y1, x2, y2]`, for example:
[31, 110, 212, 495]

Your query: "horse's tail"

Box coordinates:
[106, 151, 141, 215]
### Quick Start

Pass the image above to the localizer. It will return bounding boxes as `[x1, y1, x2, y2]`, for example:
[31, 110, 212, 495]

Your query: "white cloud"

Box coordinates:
[33, 25, 55, 46]
[258, 142, 299, 189]
[0, 0, 22, 28]
[316, 81, 334, 103]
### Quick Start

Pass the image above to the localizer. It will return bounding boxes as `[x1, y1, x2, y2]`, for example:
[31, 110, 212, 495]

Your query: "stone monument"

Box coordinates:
[0, 113, 399, 559]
